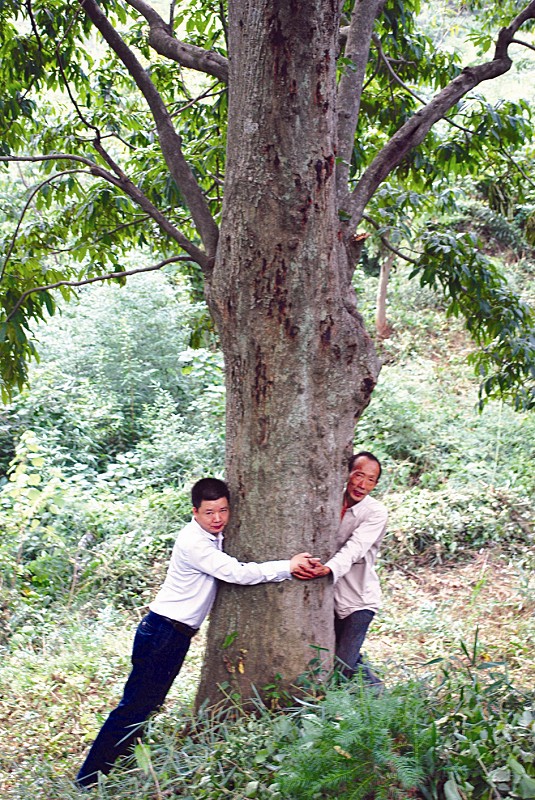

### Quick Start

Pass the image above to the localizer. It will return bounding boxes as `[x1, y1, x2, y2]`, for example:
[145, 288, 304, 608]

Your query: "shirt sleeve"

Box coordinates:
[325, 507, 387, 585]
[181, 535, 292, 584]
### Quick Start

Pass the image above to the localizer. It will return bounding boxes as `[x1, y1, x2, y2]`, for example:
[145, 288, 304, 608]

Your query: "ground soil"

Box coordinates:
[366, 547, 534, 689]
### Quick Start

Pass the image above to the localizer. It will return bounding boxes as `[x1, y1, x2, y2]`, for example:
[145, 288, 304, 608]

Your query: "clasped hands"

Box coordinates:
[290, 552, 331, 580]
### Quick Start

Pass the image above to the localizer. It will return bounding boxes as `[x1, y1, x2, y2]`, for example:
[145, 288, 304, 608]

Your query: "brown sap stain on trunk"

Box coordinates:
[315, 154, 335, 189]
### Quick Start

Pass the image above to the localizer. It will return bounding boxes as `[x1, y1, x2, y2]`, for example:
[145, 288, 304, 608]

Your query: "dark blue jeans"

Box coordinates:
[334, 609, 383, 686]
[76, 611, 191, 787]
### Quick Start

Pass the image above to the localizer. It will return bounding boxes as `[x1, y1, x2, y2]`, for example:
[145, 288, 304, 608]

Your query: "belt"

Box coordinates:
[160, 615, 199, 638]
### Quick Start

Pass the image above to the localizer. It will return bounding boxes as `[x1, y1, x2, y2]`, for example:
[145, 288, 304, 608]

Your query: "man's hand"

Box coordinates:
[290, 552, 332, 580]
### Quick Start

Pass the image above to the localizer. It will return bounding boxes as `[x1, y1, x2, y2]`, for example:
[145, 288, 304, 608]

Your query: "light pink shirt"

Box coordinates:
[325, 494, 388, 617]
[150, 518, 291, 627]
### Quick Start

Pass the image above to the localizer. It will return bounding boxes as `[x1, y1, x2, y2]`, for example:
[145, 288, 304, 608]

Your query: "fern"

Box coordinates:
[279, 682, 436, 798]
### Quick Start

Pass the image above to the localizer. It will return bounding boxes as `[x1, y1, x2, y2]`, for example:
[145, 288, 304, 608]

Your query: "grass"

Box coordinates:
[0, 604, 205, 798]
[367, 548, 534, 690]
[0, 544, 532, 799]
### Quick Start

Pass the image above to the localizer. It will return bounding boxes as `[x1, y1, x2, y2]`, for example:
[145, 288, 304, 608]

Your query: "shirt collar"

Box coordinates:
[350, 494, 371, 514]
[191, 516, 225, 541]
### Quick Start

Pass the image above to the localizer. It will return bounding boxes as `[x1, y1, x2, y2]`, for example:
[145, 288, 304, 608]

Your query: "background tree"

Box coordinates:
[0, 0, 534, 702]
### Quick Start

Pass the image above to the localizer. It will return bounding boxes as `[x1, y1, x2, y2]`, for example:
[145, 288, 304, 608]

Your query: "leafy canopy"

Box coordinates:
[0, 0, 534, 407]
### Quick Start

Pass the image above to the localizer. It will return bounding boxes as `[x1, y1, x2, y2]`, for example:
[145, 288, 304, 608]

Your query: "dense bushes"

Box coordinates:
[384, 484, 533, 562]
[274, 654, 535, 800]
[0, 273, 226, 639]
[0, 272, 225, 479]
[0, 428, 194, 641]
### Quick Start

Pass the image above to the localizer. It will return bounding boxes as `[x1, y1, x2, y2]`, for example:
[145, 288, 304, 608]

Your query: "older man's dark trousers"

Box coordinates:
[76, 611, 191, 788]
[334, 609, 383, 686]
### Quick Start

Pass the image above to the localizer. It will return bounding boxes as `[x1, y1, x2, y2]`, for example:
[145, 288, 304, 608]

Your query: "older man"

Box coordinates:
[312, 451, 387, 685]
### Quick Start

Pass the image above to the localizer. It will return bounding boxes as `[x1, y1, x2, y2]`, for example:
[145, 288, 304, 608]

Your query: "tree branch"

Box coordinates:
[371, 32, 480, 137]
[78, 0, 219, 263]
[4, 256, 191, 324]
[346, 0, 535, 233]
[511, 36, 535, 53]
[0, 154, 210, 269]
[26, 0, 44, 52]
[169, 85, 225, 120]
[218, 0, 229, 52]
[48, 216, 151, 255]
[336, 0, 385, 206]
[497, 146, 535, 191]
[125, 0, 229, 82]
[362, 213, 420, 265]
[372, 32, 427, 105]
[0, 168, 84, 281]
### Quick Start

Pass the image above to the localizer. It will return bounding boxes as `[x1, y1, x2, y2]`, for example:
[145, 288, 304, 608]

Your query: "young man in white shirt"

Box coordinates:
[76, 477, 321, 787]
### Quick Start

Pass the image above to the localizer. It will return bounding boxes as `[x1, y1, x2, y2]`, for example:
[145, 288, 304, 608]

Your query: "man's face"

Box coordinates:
[346, 456, 380, 504]
[193, 497, 230, 535]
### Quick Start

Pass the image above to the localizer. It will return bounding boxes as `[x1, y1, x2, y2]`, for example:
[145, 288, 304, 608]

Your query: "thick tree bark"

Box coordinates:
[197, 0, 379, 705]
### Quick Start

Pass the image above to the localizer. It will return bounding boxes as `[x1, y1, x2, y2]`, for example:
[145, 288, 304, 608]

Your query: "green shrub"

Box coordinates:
[385, 484, 533, 562]
[358, 360, 535, 495]
[123, 658, 534, 800]
[433, 637, 535, 800]
[0, 428, 199, 640]
[0, 272, 225, 482]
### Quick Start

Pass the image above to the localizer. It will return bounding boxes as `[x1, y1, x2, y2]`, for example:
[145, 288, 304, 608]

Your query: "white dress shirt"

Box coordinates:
[149, 518, 292, 628]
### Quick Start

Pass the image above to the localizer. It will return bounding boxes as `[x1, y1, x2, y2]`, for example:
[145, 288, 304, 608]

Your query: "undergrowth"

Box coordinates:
[106, 654, 535, 800]
[2, 624, 534, 800]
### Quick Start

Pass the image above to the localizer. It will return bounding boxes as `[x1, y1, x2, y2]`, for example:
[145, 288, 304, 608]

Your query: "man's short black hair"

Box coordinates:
[348, 451, 382, 480]
[191, 477, 230, 509]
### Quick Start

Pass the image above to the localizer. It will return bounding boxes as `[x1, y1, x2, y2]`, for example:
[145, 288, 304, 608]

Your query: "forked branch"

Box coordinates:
[79, 0, 219, 263]
[126, 0, 228, 82]
[347, 0, 535, 233]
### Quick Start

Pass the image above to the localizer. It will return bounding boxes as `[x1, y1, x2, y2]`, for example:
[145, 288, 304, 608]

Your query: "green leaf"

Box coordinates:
[508, 757, 535, 799]
[222, 631, 239, 649]
[245, 781, 259, 797]
[134, 741, 152, 775]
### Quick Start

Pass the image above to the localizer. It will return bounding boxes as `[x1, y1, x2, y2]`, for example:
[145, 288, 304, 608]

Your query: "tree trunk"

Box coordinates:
[197, 0, 380, 706]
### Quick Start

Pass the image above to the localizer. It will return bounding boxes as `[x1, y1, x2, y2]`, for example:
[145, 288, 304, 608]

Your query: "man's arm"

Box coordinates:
[324, 507, 387, 583]
[291, 505, 389, 582]
[184, 536, 326, 584]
